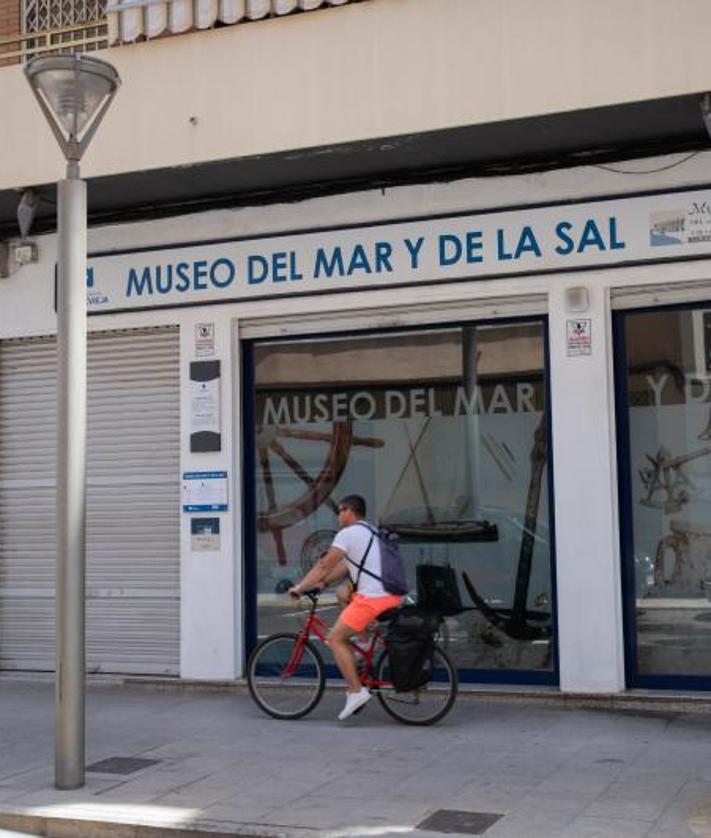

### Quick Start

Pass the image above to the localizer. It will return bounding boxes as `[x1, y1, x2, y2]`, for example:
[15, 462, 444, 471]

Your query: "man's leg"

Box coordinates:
[327, 618, 360, 692]
[328, 616, 371, 720]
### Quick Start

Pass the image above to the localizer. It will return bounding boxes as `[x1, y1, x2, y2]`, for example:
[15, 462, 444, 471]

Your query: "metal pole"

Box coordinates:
[55, 163, 87, 790]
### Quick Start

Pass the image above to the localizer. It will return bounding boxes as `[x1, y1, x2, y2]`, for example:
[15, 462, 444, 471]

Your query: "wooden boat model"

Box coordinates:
[382, 518, 499, 543]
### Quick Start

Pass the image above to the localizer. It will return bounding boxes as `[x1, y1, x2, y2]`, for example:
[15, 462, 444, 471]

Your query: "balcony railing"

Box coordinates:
[0, 20, 108, 62]
[0, 0, 365, 62]
[106, 0, 361, 45]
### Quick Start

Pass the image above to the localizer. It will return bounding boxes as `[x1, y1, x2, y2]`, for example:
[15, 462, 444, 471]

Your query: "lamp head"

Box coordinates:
[24, 54, 121, 166]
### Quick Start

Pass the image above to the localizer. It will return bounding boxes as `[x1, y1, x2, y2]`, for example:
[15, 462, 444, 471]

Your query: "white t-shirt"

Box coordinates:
[332, 521, 386, 598]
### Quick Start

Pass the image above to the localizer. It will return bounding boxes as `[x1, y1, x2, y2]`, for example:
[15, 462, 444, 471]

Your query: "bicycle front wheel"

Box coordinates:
[375, 644, 458, 725]
[247, 632, 325, 720]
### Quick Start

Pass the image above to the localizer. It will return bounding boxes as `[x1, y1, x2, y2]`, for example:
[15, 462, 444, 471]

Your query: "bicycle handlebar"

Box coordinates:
[290, 588, 322, 602]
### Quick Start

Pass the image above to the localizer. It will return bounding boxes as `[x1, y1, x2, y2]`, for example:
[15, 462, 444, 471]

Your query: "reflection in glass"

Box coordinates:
[625, 308, 711, 677]
[250, 323, 554, 675]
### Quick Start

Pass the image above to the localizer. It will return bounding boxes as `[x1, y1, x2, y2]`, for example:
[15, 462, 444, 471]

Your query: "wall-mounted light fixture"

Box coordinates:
[17, 189, 38, 240]
[701, 94, 711, 141]
[564, 286, 590, 313]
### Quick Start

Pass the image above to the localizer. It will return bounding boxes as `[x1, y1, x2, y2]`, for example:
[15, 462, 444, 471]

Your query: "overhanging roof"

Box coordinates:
[0, 93, 708, 239]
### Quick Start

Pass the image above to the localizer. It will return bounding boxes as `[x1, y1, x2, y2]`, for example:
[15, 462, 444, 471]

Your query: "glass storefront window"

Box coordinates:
[622, 306, 711, 680]
[248, 321, 555, 678]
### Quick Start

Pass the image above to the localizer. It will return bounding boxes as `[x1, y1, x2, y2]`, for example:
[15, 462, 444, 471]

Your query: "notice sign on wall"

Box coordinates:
[190, 360, 221, 452]
[566, 319, 592, 356]
[182, 471, 228, 512]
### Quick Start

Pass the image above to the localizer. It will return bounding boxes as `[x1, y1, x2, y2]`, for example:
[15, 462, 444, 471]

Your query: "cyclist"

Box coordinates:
[289, 494, 403, 720]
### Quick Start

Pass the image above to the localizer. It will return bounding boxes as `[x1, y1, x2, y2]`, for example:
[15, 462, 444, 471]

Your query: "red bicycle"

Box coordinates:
[247, 589, 458, 725]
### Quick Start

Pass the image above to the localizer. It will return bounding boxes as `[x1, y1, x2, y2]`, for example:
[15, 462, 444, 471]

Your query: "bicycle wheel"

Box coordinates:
[247, 633, 325, 720]
[374, 644, 458, 725]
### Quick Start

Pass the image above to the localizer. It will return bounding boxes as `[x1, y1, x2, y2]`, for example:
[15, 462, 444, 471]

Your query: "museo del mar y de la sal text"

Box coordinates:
[120, 217, 626, 298]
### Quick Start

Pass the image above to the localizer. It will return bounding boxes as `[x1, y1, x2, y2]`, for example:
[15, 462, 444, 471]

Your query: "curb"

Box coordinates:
[5, 672, 711, 714]
[118, 678, 711, 715]
[0, 811, 312, 838]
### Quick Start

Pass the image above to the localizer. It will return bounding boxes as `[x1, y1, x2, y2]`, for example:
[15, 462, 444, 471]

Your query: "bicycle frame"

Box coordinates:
[285, 593, 391, 690]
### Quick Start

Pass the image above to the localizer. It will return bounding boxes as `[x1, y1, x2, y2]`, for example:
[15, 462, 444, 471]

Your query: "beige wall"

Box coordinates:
[2, 0, 711, 190]
[0, 0, 19, 67]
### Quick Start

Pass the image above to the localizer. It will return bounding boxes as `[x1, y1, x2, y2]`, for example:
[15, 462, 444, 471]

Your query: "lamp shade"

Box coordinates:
[25, 54, 121, 160]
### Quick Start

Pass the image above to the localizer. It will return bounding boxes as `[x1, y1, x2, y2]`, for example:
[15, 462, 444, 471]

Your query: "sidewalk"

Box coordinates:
[1, 678, 711, 838]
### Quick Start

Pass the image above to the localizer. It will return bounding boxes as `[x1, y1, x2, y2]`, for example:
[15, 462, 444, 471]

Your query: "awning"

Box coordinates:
[106, 0, 357, 44]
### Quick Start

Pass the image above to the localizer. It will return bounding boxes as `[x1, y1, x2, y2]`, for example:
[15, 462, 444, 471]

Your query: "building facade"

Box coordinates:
[2, 0, 711, 693]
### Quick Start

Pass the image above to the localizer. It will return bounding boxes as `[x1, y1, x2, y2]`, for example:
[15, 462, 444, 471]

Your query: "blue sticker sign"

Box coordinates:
[182, 470, 228, 512]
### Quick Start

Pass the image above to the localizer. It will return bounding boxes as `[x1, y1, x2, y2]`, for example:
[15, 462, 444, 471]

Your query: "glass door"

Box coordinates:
[244, 319, 557, 683]
[617, 303, 711, 687]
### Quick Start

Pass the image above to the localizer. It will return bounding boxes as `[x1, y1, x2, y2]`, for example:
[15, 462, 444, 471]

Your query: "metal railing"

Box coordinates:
[0, 20, 108, 63]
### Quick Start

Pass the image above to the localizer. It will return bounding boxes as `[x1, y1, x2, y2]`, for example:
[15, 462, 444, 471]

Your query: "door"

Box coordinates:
[616, 303, 711, 688]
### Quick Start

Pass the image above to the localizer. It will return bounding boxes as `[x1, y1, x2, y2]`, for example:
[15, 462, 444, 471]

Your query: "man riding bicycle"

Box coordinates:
[289, 494, 403, 720]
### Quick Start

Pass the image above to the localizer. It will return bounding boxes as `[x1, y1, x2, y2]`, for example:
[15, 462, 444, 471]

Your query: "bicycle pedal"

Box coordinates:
[352, 703, 367, 716]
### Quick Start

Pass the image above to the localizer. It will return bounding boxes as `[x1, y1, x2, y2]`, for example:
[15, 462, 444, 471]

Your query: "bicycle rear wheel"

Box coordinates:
[247, 632, 325, 720]
[374, 644, 458, 725]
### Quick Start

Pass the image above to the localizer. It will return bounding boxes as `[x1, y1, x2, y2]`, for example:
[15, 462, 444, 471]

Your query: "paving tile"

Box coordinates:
[582, 794, 670, 823]
[0, 788, 35, 805]
[560, 816, 653, 837]
[585, 783, 675, 822]
[260, 793, 431, 831]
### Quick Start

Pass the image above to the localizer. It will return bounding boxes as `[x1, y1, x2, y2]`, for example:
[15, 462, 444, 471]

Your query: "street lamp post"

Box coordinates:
[24, 54, 121, 791]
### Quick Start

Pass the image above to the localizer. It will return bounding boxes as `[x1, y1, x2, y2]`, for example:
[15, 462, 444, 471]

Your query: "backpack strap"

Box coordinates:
[341, 522, 382, 590]
[354, 530, 375, 591]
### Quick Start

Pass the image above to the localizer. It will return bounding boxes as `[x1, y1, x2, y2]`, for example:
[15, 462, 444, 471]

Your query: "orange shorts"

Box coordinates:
[340, 592, 403, 633]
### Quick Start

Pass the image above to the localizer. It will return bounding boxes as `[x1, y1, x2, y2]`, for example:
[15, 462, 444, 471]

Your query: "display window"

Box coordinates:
[617, 303, 711, 687]
[243, 319, 557, 683]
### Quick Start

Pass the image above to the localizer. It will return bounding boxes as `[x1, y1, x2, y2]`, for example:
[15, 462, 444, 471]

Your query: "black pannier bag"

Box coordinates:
[416, 563, 463, 616]
[385, 606, 440, 692]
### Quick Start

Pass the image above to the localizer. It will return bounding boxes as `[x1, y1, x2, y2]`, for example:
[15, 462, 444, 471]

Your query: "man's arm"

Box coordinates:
[289, 546, 347, 596]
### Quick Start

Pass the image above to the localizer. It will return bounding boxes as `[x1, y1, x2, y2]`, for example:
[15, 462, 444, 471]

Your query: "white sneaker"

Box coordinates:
[338, 688, 371, 721]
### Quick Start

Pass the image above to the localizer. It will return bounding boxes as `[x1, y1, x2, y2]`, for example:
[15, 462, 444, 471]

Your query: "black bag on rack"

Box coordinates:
[416, 563, 463, 616]
[385, 606, 439, 692]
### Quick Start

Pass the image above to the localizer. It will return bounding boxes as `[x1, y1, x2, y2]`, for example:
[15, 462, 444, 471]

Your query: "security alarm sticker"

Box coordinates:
[191, 517, 220, 552]
[566, 319, 592, 357]
[195, 322, 216, 357]
[182, 471, 228, 512]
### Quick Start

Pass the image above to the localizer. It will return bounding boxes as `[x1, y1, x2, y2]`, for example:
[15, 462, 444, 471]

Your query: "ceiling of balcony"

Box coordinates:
[0, 93, 708, 240]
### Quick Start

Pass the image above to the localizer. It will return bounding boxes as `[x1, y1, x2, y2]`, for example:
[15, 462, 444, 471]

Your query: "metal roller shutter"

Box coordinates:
[0, 327, 180, 675]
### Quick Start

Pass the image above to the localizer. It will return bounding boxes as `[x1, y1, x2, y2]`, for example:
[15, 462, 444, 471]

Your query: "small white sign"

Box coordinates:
[182, 471, 228, 512]
[195, 323, 215, 357]
[566, 319, 592, 356]
[190, 377, 220, 435]
[191, 517, 220, 552]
